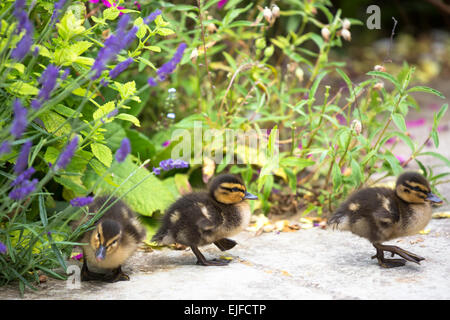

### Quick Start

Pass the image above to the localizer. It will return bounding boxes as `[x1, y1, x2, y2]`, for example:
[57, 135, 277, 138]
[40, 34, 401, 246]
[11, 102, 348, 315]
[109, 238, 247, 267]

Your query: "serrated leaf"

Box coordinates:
[39, 111, 72, 136]
[138, 56, 157, 70]
[146, 46, 161, 52]
[93, 101, 115, 121]
[8, 81, 39, 95]
[114, 81, 137, 100]
[103, 7, 120, 20]
[91, 143, 112, 167]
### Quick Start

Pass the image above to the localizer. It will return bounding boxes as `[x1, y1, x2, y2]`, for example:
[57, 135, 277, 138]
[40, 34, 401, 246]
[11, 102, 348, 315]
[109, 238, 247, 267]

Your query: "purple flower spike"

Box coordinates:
[51, 0, 67, 23]
[156, 43, 187, 81]
[56, 136, 79, 170]
[152, 167, 161, 175]
[11, 99, 28, 139]
[61, 68, 70, 80]
[11, 33, 32, 61]
[148, 77, 157, 87]
[115, 138, 131, 163]
[109, 58, 133, 79]
[159, 158, 189, 171]
[14, 140, 32, 174]
[144, 9, 162, 24]
[31, 100, 41, 110]
[38, 64, 59, 101]
[9, 178, 38, 200]
[70, 196, 94, 207]
[0, 241, 7, 255]
[11, 167, 35, 187]
[0, 141, 11, 155]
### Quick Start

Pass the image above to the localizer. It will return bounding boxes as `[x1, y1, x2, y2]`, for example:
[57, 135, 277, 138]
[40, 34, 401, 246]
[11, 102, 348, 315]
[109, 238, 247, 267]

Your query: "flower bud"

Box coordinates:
[374, 65, 386, 72]
[341, 28, 351, 41]
[272, 5, 280, 17]
[263, 7, 273, 23]
[373, 81, 384, 90]
[255, 37, 266, 49]
[190, 47, 198, 62]
[264, 45, 274, 57]
[295, 67, 304, 82]
[321, 27, 330, 41]
[342, 18, 351, 30]
[207, 22, 217, 33]
[351, 119, 362, 135]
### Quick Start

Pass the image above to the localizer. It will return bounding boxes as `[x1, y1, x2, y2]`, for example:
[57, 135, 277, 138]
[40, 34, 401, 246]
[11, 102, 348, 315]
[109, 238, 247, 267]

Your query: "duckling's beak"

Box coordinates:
[95, 245, 106, 261]
[243, 191, 258, 200]
[426, 192, 443, 204]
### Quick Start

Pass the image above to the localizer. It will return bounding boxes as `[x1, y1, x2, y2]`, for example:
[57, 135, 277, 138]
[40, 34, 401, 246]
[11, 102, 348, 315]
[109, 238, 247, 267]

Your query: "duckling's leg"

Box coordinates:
[104, 266, 130, 282]
[191, 246, 231, 266]
[81, 260, 107, 281]
[372, 243, 424, 267]
[214, 238, 237, 251]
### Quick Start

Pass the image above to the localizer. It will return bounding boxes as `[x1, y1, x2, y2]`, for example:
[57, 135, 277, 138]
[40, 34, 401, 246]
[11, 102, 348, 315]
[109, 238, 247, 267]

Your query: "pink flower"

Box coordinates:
[405, 118, 426, 129]
[90, 0, 125, 15]
[72, 253, 84, 260]
[218, 0, 229, 9]
[162, 140, 171, 147]
[336, 114, 346, 125]
[134, 1, 141, 10]
[395, 155, 406, 165]
[385, 137, 397, 145]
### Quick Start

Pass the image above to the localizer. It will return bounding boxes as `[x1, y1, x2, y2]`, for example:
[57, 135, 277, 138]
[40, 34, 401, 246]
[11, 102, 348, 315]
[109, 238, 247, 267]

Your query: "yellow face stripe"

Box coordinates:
[405, 181, 429, 193]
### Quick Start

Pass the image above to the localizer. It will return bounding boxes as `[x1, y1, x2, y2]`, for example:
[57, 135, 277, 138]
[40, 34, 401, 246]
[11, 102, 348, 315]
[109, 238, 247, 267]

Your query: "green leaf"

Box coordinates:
[350, 158, 363, 186]
[103, 7, 120, 20]
[336, 68, 353, 99]
[381, 152, 403, 175]
[436, 103, 448, 122]
[39, 111, 72, 136]
[367, 71, 401, 92]
[331, 161, 342, 191]
[418, 152, 450, 167]
[8, 81, 39, 96]
[391, 113, 407, 132]
[115, 113, 141, 127]
[114, 81, 137, 100]
[156, 28, 175, 36]
[138, 56, 157, 70]
[93, 101, 115, 121]
[125, 128, 155, 160]
[280, 157, 315, 170]
[85, 157, 175, 216]
[407, 86, 445, 99]
[91, 143, 113, 167]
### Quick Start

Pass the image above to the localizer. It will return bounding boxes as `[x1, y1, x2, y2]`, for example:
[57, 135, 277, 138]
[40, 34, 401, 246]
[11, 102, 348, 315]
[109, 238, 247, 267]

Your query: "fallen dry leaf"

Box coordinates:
[419, 229, 431, 235]
[432, 212, 450, 219]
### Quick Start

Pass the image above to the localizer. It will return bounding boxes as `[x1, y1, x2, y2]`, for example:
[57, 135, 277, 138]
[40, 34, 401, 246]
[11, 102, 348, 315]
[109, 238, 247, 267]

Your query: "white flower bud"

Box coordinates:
[351, 119, 362, 135]
[341, 28, 351, 41]
[295, 67, 304, 82]
[373, 82, 384, 90]
[342, 18, 351, 30]
[190, 47, 198, 61]
[272, 5, 280, 17]
[374, 65, 386, 72]
[207, 22, 217, 33]
[321, 27, 330, 41]
[263, 7, 273, 23]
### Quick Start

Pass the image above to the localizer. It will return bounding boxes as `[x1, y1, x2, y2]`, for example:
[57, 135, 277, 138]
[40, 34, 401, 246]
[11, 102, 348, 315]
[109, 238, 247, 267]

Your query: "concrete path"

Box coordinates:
[1, 216, 449, 300]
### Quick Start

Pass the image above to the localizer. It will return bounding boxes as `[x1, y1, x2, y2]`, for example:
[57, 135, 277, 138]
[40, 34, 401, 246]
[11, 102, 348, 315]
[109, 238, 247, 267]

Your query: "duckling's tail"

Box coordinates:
[327, 211, 350, 231]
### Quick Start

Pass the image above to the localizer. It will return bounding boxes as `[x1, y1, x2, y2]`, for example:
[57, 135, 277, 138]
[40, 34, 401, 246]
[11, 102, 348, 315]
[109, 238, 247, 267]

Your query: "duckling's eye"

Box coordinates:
[97, 232, 100, 239]
[232, 187, 240, 192]
[111, 240, 117, 246]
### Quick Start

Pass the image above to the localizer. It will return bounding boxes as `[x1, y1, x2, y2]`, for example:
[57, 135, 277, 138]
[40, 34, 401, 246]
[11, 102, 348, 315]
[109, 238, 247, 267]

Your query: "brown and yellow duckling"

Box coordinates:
[328, 171, 442, 268]
[152, 174, 258, 266]
[80, 196, 146, 282]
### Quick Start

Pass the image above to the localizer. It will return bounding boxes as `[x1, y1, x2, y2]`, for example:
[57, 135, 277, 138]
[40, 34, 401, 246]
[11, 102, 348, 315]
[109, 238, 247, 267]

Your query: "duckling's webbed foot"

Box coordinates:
[81, 261, 107, 281]
[191, 246, 230, 266]
[104, 266, 130, 282]
[214, 238, 237, 251]
[372, 244, 424, 268]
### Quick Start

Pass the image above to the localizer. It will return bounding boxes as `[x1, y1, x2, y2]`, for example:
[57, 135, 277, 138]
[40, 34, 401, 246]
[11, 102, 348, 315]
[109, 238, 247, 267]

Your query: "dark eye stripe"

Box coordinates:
[220, 186, 245, 193]
[404, 183, 428, 195]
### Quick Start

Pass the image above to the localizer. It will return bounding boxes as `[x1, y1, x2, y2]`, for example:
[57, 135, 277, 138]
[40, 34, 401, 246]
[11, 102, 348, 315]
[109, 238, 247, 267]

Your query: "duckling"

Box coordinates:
[152, 174, 258, 266]
[79, 196, 146, 282]
[328, 171, 442, 268]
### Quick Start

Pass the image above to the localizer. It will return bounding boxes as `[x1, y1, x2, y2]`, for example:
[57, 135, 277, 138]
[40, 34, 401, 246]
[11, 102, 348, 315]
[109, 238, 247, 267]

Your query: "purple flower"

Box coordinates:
[159, 159, 189, 171]
[0, 241, 6, 255]
[70, 196, 94, 207]
[38, 64, 59, 101]
[51, 0, 67, 23]
[11, 99, 28, 139]
[115, 138, 131, 163]
[385, 137, 397, 145]
[56, 136, 79, 170]
[11, 33, 33, 61]
[9, 178, 38, 200]
[107, 108, 119, 118]
[100, 79, 109, 87]
[156, 43, 187, 81]
[91, 15, 137, 80]
[0, 141, 11, 155]
[31, 100, 41, 110]
[134, 1, 141, 11]
[336, 114, 346, 125]
[218, 0, 229, 9]
[152, 167, 161, 175]
[144, 9, 162, 24]
[11, 167, 35, 187]
[109, 58, 133, 79]
[32, 46, 39, 57]
[61, 68, 70, 80]
[406, 118, 426, 129]
[162, 140, 171, 147]
[14, 140, 32, 174]
[148, 77, 157, 87]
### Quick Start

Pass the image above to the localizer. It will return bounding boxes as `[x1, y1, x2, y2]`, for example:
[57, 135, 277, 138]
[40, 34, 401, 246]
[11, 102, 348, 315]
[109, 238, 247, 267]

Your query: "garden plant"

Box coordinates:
[0, 0, 448, 294]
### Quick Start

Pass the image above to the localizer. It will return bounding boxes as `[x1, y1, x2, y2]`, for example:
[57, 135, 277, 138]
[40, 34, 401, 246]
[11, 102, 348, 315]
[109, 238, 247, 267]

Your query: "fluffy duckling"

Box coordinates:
[80, 196, 146, 282]
[328, 171, 442, 268]
[152, 174, 258, 266]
